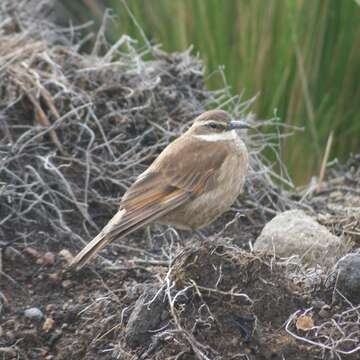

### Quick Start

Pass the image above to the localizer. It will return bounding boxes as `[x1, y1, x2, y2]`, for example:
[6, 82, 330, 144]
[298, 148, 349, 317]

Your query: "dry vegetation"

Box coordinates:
[1, 1, 359, 359]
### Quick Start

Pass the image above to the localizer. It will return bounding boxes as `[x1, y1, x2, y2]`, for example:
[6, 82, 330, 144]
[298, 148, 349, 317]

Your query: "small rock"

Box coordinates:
[36, 257, 44, 265]
[333, 253, 360, 304]
[296, 314, 314, 331]
[45, 304, 55, 312]
[58, 249, 74, 265]
[43, 252, 56, 266]
[63, 305, 81, 323]
[49, 273, 62, 285]
[61, 280, 72, 289]
[319, 304, 331, 318]
[254, 210, 343, 267]
[311, 300, 325, 311]
[24, 307, 44, 321]
[42, 317, 55, 332]
[48, 329, 62, 347]
[125, 286, 167, 348]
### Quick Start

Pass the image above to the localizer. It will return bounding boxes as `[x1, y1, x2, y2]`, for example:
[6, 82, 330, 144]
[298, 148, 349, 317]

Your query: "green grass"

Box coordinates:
[61, 0, 360, 185]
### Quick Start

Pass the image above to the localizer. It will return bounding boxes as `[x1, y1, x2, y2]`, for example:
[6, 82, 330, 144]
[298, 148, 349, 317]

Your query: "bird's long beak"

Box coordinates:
[228, 120, 252, 130]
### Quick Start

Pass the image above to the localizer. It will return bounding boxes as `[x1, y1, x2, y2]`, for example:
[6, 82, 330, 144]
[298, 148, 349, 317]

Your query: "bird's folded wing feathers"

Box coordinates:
[115, 136, 229, 232]
[71, 137, 228, 269]
[122, 136, 229, 206]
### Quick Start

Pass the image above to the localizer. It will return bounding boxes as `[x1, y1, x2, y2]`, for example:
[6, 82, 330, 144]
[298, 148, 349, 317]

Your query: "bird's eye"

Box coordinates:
[207, 122, 221, 130]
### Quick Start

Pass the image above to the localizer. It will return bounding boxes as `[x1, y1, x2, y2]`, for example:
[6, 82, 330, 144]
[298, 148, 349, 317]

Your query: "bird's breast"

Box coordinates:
[158, 137, 249, 230]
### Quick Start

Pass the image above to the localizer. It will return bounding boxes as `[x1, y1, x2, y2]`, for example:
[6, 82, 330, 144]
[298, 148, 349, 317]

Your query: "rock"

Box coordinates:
[48, 329, 63, 348]
[42, 317, 55, 332]
[333, 253, 360, 304]
[295, 314, 314, 331]
[48, 272, 62, 285]
[58, 249, 74, 265]
[319, 305, 331, 318]
[24, 307, 44, 321]
[43, 252, 56, 266]
[254, 209, 342, 267]
[45, 304, 55, 312]
[310, 300, 325, 311]
[61, 280, 72, 289]
[125, 286, 167, 348]
[63, 304, 81, 323]
[36, 257, 44, 265]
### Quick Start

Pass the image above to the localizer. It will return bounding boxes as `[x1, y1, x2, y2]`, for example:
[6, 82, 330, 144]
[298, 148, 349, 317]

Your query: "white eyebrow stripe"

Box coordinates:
[193, 130, 237, 142]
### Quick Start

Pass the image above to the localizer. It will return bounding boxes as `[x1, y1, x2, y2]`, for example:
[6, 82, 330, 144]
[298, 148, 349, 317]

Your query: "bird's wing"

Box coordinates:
[121, 136, 228, 210]
[113, 136, 228, 233]
[71, 137, 228, 269]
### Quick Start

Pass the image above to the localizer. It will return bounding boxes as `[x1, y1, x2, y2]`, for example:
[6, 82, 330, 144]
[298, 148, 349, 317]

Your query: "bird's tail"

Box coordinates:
[70, 187, 190, 270]
[70, 209, 125, 270]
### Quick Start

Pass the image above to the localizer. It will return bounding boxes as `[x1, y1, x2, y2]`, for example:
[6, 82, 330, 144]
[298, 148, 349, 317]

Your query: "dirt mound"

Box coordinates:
[1, 243, 308, 359]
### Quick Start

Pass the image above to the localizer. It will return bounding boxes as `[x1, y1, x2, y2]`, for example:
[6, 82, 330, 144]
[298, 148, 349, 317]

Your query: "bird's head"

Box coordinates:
[187, 110, 251, 141]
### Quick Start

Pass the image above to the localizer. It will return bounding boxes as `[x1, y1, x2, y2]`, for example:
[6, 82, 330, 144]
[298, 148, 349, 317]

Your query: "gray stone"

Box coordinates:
[24, 307, 44, 320]
[125, 286, 167, 348]
[334, 253, 360, 304]
[254, 209, 342, 267]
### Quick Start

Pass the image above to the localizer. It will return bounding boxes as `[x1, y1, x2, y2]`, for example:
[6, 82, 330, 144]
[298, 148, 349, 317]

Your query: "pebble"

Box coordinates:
[125, 286, 166, 348]
[58, 249, 74, 265]
[36, 257, 44, 265]
[334, 253, 360, 304]
[61, 280, 73, 289]
[24, 307, 44, 321]
[45, 304, 55, 312]
[311, 300, 325, 311]
[42, 317, 55, 332]
[43, 252, 56, 266]
[319, 304, 331, 318]
[48, 272, 62, 285]
[296, 314, 314, 331]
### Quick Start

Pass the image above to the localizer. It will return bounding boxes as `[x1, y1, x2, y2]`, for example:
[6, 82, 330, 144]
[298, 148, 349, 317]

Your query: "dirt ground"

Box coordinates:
[1, 198, 360, 360]
[1, 226, 308, 360]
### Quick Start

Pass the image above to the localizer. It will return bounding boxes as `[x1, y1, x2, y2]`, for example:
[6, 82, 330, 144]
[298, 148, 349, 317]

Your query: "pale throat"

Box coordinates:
[193, 130, 238, 142]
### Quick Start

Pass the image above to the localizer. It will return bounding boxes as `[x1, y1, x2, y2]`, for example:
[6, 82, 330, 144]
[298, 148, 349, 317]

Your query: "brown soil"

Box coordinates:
[2, 231, 358, 360]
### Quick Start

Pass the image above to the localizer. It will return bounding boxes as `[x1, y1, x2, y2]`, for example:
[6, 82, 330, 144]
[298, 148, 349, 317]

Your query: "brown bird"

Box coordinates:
[71, 110, 250, 269]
